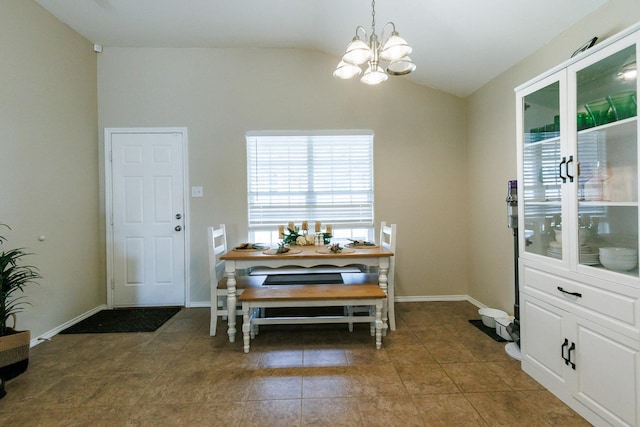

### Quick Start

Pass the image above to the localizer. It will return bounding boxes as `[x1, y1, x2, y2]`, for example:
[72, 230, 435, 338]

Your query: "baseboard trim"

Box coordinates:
[33, 295, 490, 347]
[31, 304, 106, 348]
[189, 301, 211, 308]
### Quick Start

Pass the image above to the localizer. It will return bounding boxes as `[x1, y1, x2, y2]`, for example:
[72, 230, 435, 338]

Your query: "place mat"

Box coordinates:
[264, 273, 344, 285]
[263, 248, 303, 255]
[60, 307, 180, 334]
[468, 319, 507, 342]
[233, 243, 269, 251]
[316, 247, 355, 254]
[345, 242, 379, 248]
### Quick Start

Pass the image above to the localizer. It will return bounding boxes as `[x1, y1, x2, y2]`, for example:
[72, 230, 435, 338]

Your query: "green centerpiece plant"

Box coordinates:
[282, 227, 332, 245]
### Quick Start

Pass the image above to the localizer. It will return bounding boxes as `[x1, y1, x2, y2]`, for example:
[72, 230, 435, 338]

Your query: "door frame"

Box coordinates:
[104, 127, 191, 309]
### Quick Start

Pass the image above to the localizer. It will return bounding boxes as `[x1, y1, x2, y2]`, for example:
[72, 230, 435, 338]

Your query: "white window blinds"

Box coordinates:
[246, 131, 374, 231]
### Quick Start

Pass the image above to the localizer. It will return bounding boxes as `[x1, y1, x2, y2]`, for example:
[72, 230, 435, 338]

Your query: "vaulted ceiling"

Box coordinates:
[35, 0, 608, 97]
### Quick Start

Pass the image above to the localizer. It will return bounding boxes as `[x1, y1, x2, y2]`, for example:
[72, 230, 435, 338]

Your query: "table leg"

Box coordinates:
[226, 265, 237, 342]
[242, 302, 250, 353]
[378, 265, 389, 336]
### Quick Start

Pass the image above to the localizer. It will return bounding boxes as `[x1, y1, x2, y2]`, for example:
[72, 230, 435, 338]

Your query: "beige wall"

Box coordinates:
[466, 0, 640, 312]
[0, 1, 100, 338]
[97, 48, 469, 304]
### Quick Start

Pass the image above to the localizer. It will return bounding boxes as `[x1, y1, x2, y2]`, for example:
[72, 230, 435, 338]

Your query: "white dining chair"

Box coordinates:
[208, 225, 264, 336]
[345, 221, 397, 332]
[379, 222, 397, 331]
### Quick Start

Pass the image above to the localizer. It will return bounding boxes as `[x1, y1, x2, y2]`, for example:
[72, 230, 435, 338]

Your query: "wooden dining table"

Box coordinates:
[220, 244, 394, 342]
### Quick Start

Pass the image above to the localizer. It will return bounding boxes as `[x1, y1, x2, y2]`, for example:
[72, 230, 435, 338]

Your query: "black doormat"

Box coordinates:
[264, 273, 344, 285]
[59, 307, 181, 334]
[468, 319, 507, 342]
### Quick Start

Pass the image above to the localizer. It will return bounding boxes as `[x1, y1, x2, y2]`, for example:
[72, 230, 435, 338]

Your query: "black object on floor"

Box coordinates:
[264, 273, 344, 285]
[0, 377, 6, 399]
[0, 359, 29, 381]
[60, 307, 181, 334]
[468, 319, 507, 342]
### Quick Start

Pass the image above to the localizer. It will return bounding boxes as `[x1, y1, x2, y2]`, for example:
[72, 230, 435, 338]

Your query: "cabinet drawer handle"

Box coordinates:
[557, 286, 582, 298]
[568, 342, 576, 370]
[561, 338, 569, 365]
[566, 155, 575, 183]
[559, 157, 567, 183]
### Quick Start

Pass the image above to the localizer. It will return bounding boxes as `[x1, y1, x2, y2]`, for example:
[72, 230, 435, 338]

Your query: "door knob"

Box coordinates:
[175, 225, 182, 232]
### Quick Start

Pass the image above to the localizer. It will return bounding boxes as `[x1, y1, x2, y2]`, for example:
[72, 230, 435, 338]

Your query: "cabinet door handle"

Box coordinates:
[557, 286, 582, 298]
[566, 155, 575, 183]
[561, 338, 569, 365]
[568, 342, 576, 370]
[559, 157, 567, 183]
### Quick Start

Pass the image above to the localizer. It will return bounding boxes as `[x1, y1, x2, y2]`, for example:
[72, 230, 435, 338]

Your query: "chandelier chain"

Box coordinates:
[371, 0, 376, 35]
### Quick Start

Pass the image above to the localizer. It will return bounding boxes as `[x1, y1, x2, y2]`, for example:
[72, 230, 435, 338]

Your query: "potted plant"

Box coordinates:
[0, 224, 40, 380]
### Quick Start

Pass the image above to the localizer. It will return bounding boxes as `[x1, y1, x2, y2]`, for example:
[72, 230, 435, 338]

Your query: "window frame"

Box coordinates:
[246, 130, 375, 244]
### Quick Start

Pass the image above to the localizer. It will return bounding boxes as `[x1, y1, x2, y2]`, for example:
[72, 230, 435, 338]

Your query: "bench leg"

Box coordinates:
[346, 306, 354, 332]
[251, 308, 260, 337]
[369, 306, 375, 336]
[242, 302, 251, 353]
[375, 301, 383, 349]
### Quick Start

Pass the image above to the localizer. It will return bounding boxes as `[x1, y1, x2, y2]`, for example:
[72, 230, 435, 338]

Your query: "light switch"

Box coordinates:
[191, 186, 204, 198]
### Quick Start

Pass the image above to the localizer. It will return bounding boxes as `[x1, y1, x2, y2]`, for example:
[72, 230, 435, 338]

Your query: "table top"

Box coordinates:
[221, 244, 393, 261]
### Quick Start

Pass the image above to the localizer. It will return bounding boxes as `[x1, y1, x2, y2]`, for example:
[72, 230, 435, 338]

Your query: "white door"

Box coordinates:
[106, 129, 187, 307]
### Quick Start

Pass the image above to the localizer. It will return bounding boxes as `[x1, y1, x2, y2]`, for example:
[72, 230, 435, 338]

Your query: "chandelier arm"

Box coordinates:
[380, 22, 396, 45]
[354, 25, 368, 40]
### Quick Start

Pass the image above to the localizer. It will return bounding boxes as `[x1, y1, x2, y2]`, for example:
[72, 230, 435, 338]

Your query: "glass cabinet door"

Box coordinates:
[521, 79, 564, 259]
[574, 42, 638, 276]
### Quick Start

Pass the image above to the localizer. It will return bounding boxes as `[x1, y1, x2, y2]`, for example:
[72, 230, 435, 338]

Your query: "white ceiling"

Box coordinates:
[35, 0, 608, 97]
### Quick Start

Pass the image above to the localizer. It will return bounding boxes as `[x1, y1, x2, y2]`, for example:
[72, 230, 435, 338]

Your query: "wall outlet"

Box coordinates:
[191, 186, 204, 198]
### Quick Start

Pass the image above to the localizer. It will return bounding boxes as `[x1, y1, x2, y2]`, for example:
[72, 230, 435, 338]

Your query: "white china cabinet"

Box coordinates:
[516, 23, 640, 427]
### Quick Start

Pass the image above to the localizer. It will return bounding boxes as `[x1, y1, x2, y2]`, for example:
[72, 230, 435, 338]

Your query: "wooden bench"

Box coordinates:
[238, 283, 386, 353]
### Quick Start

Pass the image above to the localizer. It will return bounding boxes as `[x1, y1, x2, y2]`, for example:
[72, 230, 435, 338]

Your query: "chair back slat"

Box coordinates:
[379, 222, 397, 253]
[208, 225, 227, 285]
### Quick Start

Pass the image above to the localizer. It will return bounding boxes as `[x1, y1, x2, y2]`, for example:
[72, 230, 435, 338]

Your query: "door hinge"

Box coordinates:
[111, 278, 115, 290]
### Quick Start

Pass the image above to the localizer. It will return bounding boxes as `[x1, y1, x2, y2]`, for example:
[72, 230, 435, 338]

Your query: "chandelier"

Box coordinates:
[333, 0, 415, 85]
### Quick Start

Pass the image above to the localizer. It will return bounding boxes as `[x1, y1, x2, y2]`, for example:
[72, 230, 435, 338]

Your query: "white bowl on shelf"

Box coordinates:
[599, 255, 638, 272]
[599, 247, 638, 257]
[478, 308, 509, 329]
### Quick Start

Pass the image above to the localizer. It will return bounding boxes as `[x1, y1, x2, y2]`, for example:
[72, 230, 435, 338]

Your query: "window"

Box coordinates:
[246, 131, 374, 243]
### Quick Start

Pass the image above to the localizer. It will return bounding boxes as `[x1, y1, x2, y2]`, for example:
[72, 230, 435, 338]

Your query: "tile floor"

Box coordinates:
[0, 301, 590, 426]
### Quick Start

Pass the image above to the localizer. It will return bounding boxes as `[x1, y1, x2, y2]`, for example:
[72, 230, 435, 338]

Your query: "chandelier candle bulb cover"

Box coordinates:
[333, 0, 415, 84]
[278, 225, 285, 239]
[315, 221, 321, 233]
